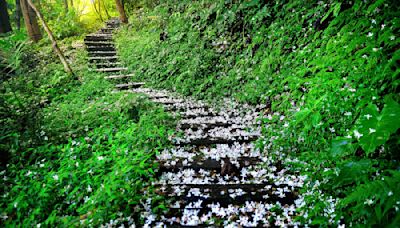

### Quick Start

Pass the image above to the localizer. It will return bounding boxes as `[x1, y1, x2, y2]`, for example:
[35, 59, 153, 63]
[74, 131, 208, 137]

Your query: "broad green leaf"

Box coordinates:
[356, 98, 400, 154]
[330, 137, 355, 157]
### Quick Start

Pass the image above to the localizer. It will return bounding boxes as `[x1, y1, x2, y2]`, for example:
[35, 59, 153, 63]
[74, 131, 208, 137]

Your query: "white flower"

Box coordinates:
[53, 174, 59, 181]
[344, 112, 352, 116]
[25, 170, 32, 176]
[369, 128, 376, 134]
[381, 24, 385, 30]
[371, 19, 376, 24]
[97, 156, 104, 161]
[390, 35, 395, 41]
[362, 54, 368, 59]
[367, 32, 373, 37]
[373, 48, 379, 52]
[364, 199, 374, 205]
[87, 185, 92, 193]
[364, 114, 373, 120]
[338, 223, 345, 228]
[345, 134, 352, 139]
[354, 130, 363, 139]
[388, 191, 393, 196]
[0, 213, 8, 220]
[44, 136, 48, 141]
[39, 164, 44, 168]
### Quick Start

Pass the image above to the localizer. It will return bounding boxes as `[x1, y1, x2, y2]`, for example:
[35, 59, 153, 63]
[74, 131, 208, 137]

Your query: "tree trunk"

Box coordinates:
[63, 0, 68, 13]
[26, 0, 75, 77]
[101, 0, 110, 19]
[20, 0, 42, 42]
[0, 0, 12, 34]
[16, 0, 21, 30]
[92, 0, 104, 21]
[115, 0, 127, 23]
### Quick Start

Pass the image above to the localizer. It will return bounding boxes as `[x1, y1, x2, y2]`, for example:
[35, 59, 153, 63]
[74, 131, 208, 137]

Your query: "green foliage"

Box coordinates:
[0, 31, 28, 73]
[1, 33, 174, 226]
[115, 0, 400, 226]
[340, 170, 400, 226]
[355, 97, 400, 154]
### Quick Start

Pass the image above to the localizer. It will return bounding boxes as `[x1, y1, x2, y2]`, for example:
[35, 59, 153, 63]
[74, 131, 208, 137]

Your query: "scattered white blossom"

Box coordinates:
[354, 130, 363, 139]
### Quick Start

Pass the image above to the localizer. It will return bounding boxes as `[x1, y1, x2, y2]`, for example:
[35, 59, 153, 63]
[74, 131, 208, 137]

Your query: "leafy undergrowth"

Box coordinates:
[1, 34, 174, 226]
[115, 0, 400, 226]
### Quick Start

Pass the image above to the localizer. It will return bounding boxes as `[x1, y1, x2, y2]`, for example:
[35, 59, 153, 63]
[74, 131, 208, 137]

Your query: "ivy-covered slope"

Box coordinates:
[116, 0, 400, 226]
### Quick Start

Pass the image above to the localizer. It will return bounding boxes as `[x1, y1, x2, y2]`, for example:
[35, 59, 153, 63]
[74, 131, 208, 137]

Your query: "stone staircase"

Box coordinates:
[85, 19, 305, 227]
[84, 18, 144, 90]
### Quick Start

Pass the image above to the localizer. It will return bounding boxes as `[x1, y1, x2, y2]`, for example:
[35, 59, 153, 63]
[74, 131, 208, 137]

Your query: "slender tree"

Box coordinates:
[26, 0, 75, 77]
[63, 0, 68, 13]
[92, 0, 104, 21]
[0, 0, 12, 34]
[115, 0, 127, 23]
[20, 0, 42, 41]
[101, 0, 110, 19]
[16, 0, 21, 30]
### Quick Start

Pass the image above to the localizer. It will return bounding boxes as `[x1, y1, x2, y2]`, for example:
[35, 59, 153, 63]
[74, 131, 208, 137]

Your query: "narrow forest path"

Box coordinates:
[85, 20, 306, 227]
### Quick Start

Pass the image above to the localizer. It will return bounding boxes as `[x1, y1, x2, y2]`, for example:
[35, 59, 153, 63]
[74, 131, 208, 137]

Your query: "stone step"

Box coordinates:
[158, 143, 260, 161]
[163, 188, 297, 208]
[87, 46, 116, 52]
[158, 157, 261, 172]
[158, 201, 298, 227]
[115, 82, 145, 90]
[94, 62, 123, 68]
[84, 40, 114, 44]
[88, 51, 117, 57]
[84, 35, 113, 41]
[89, 56, 118, 61]
[104, 74, 135, 79]
[177, 121, 236, 131]
[96, 67, 128, 73]
[173, 136, 258, 146]
[101, 28, 116, 33]
[164, 104, 211, 112]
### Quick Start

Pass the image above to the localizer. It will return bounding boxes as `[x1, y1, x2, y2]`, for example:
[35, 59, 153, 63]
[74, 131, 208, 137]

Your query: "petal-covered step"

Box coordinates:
[154, 201, 301, 227]
[172, 134, 259, 146]
[157, 143, 261, 161]
[115, 82, 145, 90]
[104, 74, 135, 79]
[157, 157, 261, 172]
[96, 67, 128, 73]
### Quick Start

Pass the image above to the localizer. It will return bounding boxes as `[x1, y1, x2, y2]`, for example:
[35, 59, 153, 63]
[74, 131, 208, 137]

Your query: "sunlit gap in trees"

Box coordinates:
[73, 0, 118, 26]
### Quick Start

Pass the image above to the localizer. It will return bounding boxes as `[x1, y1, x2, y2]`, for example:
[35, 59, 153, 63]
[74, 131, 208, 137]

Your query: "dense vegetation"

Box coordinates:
[1, 1, 172, 226]
[116, 0, 400, 226]
[1, 0, 400, 226]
